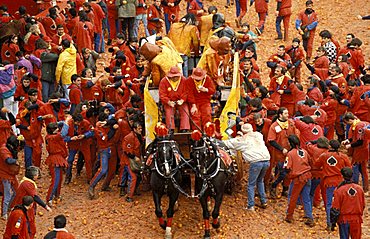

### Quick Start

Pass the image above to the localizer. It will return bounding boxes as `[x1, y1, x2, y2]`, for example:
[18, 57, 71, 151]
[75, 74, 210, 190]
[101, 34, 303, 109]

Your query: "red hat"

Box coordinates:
[204, 122, 216, 137]
[167, 66, 182, 78]
[155, 122, 168, 137]
[191, 67, 206, 81]
[191, 130, 202, 141]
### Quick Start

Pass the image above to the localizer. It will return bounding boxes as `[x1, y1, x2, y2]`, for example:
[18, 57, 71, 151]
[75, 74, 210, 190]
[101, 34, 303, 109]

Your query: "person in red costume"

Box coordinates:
[0, 108, 15, 146]
[330, 167, 365, 237]
[295, 0, 318, 61]
[275, 0, 292, 41]
[293, 116, 323, 149]
[266, 45, 292, 78]
[147, 0, 165, 35]
[283, 135, 314, 227]
[342, 112, 369, 193]
[66, 8, 79, 36]
[44, 120, 70, 207]
[121, 122, 143, 202]
[1, 35, 20, 64]
[68, 75, 83, 115]
[268, 107, 297, 198]
[285, 38, 305, 82]
[305, 46, 330, 80]
[51, 25, 73, 51]
[306, 76, 323, 104]
[162, 0, 180, 33]
[12, 166, 52, 239]
[346, 74, 370, 122]
[0, 136, 20, 220]
[186, 67, 215, 129]
[268, 65, 294, 115]
[314, 139, 351, 230]
[39, 93, 70, 126]
[250, 0, 268, 35]
[240, 59, 260, 86]
[337, 38, 365, 79]
[41, 7, 66, 39]
[64, 114, 94, 184]
[17, 89, 44, 168]
[3, 196, 33, 239]
[73, 12, 94, 53]
[44, 215, 75, 239]
[159, 66, 190, 133]
[320, 86, 338, 140]
[306, 137, 329, 208]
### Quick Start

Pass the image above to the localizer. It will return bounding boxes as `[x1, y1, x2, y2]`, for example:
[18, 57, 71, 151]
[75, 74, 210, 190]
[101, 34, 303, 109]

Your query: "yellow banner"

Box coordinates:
[144, 79, 159, 146]
[220, 52, 240, 140]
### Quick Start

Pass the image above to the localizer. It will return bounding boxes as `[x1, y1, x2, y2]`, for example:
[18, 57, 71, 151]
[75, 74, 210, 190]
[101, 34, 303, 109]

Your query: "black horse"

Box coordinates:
[190, 136, 234, 239]
[146, 136, 183, 239]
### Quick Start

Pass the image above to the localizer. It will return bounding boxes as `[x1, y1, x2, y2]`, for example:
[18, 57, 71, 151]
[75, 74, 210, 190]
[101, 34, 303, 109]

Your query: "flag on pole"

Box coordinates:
[144, 78, 159, 146]
[220, 52, 240, 140]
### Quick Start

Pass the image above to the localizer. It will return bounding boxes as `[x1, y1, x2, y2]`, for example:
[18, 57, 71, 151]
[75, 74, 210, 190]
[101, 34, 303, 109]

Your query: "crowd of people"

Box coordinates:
[0, 0, 368, 238]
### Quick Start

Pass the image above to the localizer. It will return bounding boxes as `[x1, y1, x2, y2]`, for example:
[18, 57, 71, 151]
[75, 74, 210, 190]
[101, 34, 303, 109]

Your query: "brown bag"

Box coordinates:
[129, 157, 144, 173]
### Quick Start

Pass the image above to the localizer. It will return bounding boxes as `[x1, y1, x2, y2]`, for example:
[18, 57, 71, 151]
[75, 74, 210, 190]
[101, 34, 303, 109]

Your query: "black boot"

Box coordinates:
[64, 175, 72, 185]
[107, 39, 112, 46]
[88, 186, 95, 199]
[270, 186, 277, 199]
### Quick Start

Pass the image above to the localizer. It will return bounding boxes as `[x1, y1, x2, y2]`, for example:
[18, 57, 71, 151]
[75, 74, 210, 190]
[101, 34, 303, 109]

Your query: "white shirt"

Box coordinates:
[224, 132, 270, 163]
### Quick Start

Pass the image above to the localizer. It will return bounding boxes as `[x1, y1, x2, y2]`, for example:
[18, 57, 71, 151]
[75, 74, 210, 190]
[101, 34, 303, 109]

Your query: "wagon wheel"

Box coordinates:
[234, 151, 244, 181]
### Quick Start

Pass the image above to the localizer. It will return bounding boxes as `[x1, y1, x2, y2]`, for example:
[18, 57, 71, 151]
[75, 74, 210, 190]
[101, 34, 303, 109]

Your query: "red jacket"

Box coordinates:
[294, 120, 323, 149]
[159, 76, 188, 104]
[315, 151, 351, 187]
[1, 43, 20, 64]
[254, 0, 268, 13]
[91, 2, 105, 34]
[350, 85, 370, 121]
[267, 119, 297, 162]
[313, 56, 329, 80]
[73, 21, 94, 53]
[3, 207, 30, 239]
[285, 45, 305, 64]
[67, 119, 93, 150]
[0, 145, 18, 182]
[320, 96, 337, 126]
[147, 4, 163, 33]
[68, 84, 82, 105]
[95, 124, 111, 150]
[81, 78, 103, 101]
[297, 104, 327, 128]
[269, 75, 294, 106]
[42, 16, 65, 38]
[348, 120, 369, 162]
[306, 143, 328, 179]
[0, 119, 14, 146]
[332, 183, 365, 224]
[45, 133, 68, 167]
[296, 10, 318, 32]
[186, 75, 215, 105]
[307, 86, 323, 104]
[121, 131, 142, 165]
[285, 148, 311, 181]
[51, 33, 73, 46]
[277, 0, 292, 16]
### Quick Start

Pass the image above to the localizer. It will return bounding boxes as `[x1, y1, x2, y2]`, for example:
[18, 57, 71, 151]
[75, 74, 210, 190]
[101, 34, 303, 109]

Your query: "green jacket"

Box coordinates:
[116, 0, 137, 18]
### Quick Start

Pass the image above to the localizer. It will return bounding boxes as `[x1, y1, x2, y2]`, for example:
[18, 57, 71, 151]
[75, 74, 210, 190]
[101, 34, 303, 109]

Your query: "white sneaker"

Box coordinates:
[245, 206, 255, 211]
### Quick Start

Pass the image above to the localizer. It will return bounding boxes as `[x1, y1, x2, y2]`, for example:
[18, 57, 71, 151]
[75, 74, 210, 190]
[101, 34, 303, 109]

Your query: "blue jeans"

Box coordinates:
[235, 0, 240, 16]
[24, 144, 33, 168]
[2, 180, 16, 216]
[49, 167, 62, 201]
[90, 148, 110, 188]
[275, 16, 283, 38]
[41, 80, 55, 103]
[66, 149, 78, 178]
[325, 186, 336, 226]
[352, 163, 366, 188]
[120, 165, 131, 187]
[133, 14, 149, 38]
[94, 33, 105, 53]
[310, 178, 321, 205]
[247, 161, 270, 208]
[181, 55, 189, 77]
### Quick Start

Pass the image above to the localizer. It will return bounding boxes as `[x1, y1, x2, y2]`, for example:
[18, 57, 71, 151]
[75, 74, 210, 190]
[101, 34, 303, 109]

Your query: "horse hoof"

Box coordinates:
[160, 221, 167, 230]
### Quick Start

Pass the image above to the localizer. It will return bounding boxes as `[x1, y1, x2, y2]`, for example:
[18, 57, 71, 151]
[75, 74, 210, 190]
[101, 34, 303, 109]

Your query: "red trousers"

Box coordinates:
[127, 165, 137, 198]
[304, 34, 315, 59]
[81, 145, 93, 180]
[313, 180, 327, 207]
[108, 17, 118, 39]
[286, 180, 309, 219]
[192, 102, 212, 129]
[339, 221, 362, 239]
[164, 104, 190, 130]
[32, 137, 43, 167]
[257, 12, 267, 29]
